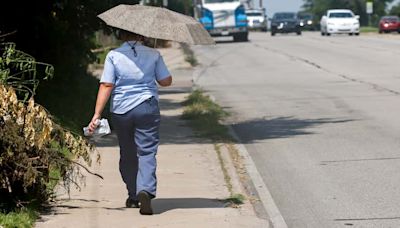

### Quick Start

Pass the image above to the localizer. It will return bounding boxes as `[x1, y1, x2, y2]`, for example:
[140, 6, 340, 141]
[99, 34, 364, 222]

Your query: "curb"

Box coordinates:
[227, 127, 288, 228]
[192, 89, 288, 228]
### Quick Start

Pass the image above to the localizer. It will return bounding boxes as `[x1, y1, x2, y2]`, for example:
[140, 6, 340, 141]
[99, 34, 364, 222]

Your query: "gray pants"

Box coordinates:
[112, 97, 160, 199]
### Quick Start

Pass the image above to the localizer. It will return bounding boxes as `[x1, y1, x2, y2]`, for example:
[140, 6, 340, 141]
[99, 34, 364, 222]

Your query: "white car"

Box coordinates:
[320, 9, 360, 36]
[246, 9, 268, 32]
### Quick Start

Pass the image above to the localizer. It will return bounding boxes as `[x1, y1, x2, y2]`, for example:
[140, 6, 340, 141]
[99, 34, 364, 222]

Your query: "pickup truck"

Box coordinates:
[320, 9, 360, 36]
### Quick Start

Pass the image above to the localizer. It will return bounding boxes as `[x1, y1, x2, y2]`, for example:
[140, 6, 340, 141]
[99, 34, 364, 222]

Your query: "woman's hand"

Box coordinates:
[88, 83, 114, 133]
[88, 113, 101, 133]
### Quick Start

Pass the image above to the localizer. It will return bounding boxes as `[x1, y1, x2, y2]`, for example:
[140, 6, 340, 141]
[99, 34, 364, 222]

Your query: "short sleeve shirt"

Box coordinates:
[100, 41, 170, 114]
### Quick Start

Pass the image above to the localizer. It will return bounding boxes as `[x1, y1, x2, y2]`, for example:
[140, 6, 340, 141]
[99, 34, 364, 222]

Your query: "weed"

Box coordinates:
[222, 194, 246, 208]
[181, 43, 198, 67]
[182, 90, 231, 140]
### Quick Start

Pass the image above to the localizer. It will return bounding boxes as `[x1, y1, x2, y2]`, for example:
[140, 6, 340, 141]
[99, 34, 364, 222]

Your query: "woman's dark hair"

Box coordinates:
[115, 29, 145, 41]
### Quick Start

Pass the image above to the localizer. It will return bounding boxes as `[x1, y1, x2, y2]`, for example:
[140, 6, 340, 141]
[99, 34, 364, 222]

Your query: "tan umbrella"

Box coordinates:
[98, 4, 215, 45]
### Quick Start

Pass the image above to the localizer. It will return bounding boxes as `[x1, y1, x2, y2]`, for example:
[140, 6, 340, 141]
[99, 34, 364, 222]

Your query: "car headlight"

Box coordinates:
[300, 22, 304, 26]
[353, 22, 359, 26]
[307, 20, 313, 25]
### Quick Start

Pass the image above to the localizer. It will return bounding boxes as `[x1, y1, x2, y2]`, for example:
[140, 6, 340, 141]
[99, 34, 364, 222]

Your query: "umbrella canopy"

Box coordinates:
[98, 4, 215, 45]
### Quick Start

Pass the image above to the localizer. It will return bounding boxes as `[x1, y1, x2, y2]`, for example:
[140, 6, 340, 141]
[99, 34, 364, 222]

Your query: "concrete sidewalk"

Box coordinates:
[35, 44, 268, 228]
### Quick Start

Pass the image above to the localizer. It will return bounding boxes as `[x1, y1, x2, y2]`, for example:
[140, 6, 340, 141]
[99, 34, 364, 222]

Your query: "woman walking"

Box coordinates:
[88, 29, 172, 215]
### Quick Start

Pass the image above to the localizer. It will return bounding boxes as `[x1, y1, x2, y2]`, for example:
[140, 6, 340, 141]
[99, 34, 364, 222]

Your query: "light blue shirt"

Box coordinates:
[100, 41, 170, 114]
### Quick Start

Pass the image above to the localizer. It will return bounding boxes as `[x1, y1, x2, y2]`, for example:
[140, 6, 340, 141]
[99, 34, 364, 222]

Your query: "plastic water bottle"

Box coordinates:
[83, 118, 111, 137]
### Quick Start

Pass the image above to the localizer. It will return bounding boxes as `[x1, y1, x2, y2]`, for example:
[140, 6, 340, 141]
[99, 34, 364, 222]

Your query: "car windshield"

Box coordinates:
[204, 0, 239, 3]
[298, 14, 312, 20]
[329, 12, 353, 18]
[382, 16, 399, 22]
[247, 12, 263, 16]
[273, 13, 296, 20]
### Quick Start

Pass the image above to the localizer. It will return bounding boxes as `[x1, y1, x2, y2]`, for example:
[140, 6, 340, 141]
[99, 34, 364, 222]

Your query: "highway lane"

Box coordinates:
[193, 32, 400, 228]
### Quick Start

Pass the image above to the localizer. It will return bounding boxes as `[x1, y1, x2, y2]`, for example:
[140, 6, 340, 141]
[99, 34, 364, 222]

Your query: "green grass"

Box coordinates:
[214, 144, 233, 194]
[360, 26, 379, 33]
[0, 208, 38, 228]
[181, 44, 198, 67]
[96, 50, 109, 65]
[46, 163, 62, 193]
[93, 47, 115, 65]
[221, 193, 246, 208]
[182, 90, 230, 140]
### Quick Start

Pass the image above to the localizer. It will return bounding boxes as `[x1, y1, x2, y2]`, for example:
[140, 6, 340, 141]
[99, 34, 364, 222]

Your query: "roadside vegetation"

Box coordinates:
[182, 89, 246, 207]
[360, 26, 379, 33]
[182, 90, 230, 140]
[0, 42, 98, 228]
[0, 208, 37, 228]
[181, 43, 199, 67]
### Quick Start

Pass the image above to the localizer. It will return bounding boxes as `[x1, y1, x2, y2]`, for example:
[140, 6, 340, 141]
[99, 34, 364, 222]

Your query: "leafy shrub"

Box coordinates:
[0, 85, 96, 211]
[0, 42, 54, 102]
[0, 42, 97, 212]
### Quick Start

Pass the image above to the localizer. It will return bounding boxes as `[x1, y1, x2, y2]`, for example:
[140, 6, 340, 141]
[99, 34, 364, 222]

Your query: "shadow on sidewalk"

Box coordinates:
[41, 198, 225, 216]
[152, 198, 225, 214]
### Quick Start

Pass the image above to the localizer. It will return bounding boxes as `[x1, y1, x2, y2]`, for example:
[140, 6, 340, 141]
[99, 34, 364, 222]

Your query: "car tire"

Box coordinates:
[349, 33, 353, 36]
[321, 31, 325, 36]
[271, 31, 276, 36]
[326, 33, 331, 36]
[297, 31, 302, 35]
[379, 30, 383, 34]
[233, 32, 248, 42]
[355, 33, 360, 36]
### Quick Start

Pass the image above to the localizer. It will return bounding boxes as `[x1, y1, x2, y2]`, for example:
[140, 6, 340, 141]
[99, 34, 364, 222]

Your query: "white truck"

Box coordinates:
[246, 8, 268, 32]
[320, 9, 360, 36]
[196, 0, 249, 42]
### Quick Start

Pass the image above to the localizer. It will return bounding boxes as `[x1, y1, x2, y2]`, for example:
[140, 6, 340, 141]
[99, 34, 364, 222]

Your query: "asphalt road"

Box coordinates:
[193, 32, 400, 228]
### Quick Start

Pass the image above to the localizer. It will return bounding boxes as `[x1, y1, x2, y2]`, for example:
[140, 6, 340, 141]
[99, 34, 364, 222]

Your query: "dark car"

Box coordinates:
[297, 12, 317, 31]
[379, 16, 400, 33]
[271, 12, 302, 36]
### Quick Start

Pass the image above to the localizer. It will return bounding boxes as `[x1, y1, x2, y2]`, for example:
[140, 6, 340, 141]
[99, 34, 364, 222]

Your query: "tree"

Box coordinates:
[168, 0, 194, 16]
[389, 3, 400, 16]
[0, 1, 140, 132]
